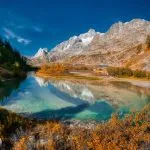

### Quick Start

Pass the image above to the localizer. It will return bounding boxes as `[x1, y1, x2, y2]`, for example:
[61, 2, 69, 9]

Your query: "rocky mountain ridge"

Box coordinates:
[31, 19, 150, 71]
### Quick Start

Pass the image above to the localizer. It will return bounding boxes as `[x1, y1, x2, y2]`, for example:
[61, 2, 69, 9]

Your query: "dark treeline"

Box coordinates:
[0, 38, 31, 78]
[107, 67, 150, 79]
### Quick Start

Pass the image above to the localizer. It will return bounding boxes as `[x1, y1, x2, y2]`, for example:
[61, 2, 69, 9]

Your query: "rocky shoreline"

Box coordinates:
[62, 119, 100, 129]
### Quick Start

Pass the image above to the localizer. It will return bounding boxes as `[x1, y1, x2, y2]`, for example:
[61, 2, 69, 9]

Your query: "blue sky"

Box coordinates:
[0, 0, 149, 56]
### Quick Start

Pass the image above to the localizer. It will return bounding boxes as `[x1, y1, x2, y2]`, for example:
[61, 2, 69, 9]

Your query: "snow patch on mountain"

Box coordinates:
[33, 48, 48, 58]
[50, 29, 101, 52]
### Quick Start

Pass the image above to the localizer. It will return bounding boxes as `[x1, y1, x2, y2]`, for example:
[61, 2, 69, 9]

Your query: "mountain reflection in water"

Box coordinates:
[0, 73, 149, 121]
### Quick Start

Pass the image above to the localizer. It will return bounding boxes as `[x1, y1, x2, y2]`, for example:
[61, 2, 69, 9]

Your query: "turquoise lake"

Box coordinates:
[0, 72, 150, 122]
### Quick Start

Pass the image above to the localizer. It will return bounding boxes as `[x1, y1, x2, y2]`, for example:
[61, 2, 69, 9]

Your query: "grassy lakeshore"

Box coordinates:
[35, 63, 103, 81]
[36, 63, 150, 82]
[36, 67, 150, 89]
[36, 71, 102, 81]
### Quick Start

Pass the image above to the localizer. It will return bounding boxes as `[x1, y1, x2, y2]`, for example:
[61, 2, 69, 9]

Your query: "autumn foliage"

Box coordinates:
[37, 63, 93, 77]
[37, 63, 68, 75]
[107, 67, 150, 79]
[9, 105, 150, 150]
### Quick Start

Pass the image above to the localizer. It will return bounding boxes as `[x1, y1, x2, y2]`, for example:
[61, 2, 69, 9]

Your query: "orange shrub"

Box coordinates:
[12, 105, 150, 150]
[38, 63, 68, 75]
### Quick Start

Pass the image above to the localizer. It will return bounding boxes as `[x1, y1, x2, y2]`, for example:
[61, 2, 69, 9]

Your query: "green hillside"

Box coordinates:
[0, 38, 30, 81]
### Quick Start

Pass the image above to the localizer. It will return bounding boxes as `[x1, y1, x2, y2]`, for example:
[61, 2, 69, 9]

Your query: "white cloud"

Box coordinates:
[3, 27, 15, 38]
[33, 26, 43, 32]
[7, 21, 43, 33]
[3, 27, 31, 45]
[7, 22, 25, 29]
[16, 25, 25, 29]
[17, 37, 31, 45]
[4, 34, 10, 40]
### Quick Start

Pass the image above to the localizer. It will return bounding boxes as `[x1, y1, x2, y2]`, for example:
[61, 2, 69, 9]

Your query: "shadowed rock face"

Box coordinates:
[31, 19, 150, 71]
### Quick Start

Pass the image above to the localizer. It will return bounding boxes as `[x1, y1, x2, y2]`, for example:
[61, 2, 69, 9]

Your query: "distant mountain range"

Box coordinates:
[30, 19, 150, 71]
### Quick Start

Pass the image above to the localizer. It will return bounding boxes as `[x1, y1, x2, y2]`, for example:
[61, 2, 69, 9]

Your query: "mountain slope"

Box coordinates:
[47, 29, 102, 61]
[33, 48, 48, 58]
[29, 48, 49, 66]
[32, 19, 150, 71]
[0, 39, 29, 80]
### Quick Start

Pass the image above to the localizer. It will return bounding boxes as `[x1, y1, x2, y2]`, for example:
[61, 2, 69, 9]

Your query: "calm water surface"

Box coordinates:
[0, 72, 149, 122]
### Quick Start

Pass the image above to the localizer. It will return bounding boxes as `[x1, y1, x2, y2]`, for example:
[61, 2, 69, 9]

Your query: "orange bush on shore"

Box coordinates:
[37, 63, 68, 75]
[12, 105, 150, 150]
[37, 63, 93, 76]
[107, 66, 150, 79]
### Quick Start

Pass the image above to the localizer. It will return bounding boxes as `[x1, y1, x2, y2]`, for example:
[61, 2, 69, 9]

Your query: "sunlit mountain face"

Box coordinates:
[30, 19, 150, 71]
[0, 73, 149, 121]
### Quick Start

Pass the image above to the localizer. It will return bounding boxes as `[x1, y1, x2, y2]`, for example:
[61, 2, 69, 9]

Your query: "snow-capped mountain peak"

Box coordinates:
[33, 48, 48, 58]
[31, 19, 150, 71]
[78, 29, 97, 45]
[50, 29, 99, 54]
